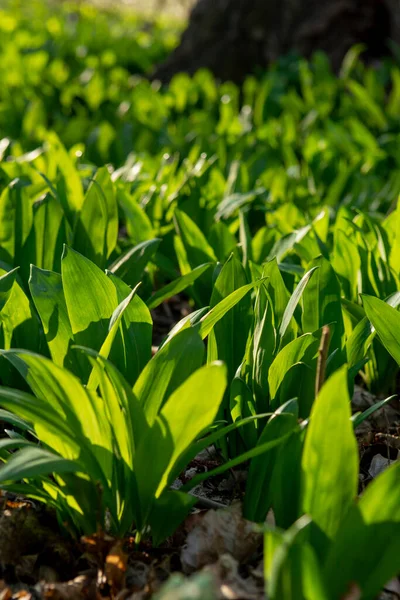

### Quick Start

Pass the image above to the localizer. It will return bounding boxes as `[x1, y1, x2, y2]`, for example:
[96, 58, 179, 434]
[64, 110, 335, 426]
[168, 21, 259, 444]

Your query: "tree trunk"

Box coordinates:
[153, 0, 400, 83]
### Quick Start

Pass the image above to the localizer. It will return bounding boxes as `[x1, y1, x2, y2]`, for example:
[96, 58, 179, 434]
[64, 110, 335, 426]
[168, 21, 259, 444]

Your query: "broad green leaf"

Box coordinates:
[302, 256, 344, 361]
[0, 437, 34, 452]
[271, 429, 304, 529]
[86, 284, 140, 390]
[146, 263, 212, 310]
[0, 350, 111, 484]
[0, 269, 43, 374]
[252, 282, 275, 412]
[117, 188, 154, 245]
[0, 268, 19, 311]
[208, 221, 237, 261]
[74, 167, 118, 268]
[332, 229, 360, 300]
[0, 180, 33, 270]
[47, 132, 84, 220]
[346, 316, 372, 369]
[107, 273, 152, 385]
[61, 246, 117, 351]
[301, 366, 358, 541]
[0, 447, 79, 483]
[174, 208, 217, 266]
[230, 373, 257, 450]
[269, 333, 319, 401]
[279, 266, 318, 345]
[265, 516, 329, 600]
[29, 266, 79, 372]
[134, 362, 227, 523]
[198, 278, 264, 339]
[133, 327, 204, 425]
[30, 192, 67, 273]
[362, 294, 400, 365]
[148, 490, 197, 546]
[109, 238, 161, 287]
[263, 258, 293, 338]
[324, 462, 400, 599]
[244, 400, 298, 523]
[346, 80, 388, 129]
[207, 256, 251, 383]
[359, 459, 400, 523]
[73, 346, 148, 452]
[160, 307, 209, 347]
[0, 409, 33, 432]
[0, 386, 78, 453]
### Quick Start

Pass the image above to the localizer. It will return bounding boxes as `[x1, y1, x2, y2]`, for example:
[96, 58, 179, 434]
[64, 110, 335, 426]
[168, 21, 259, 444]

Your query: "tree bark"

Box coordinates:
[153, 0, 400, 83]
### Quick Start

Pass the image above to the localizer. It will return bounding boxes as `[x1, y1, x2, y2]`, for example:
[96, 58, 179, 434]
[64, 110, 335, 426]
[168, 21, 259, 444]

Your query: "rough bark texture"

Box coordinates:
[153, 0, 400, 83]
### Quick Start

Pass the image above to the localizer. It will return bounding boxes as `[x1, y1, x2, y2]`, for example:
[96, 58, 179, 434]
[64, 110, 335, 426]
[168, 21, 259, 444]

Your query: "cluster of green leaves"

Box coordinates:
[263, 368, 400, 600]
[0, 0, 181, 164]
[1, 2, 400, 594]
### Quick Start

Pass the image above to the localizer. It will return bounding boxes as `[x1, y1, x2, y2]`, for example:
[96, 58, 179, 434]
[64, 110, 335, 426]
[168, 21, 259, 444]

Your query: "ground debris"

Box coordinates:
[181, 502, 261, 574]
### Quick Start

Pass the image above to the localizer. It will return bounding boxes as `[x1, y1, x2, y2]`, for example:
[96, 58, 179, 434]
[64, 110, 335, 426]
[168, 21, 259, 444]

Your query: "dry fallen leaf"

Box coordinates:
[368, 454, 394, 479]
[205, 554, 263, 600]
[181, 502, 261, 573]
[41, 575, 98, 600]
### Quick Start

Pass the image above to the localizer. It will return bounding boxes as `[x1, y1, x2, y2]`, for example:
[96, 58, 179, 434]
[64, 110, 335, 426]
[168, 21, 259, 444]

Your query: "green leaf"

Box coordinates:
[29, 266, 79, 372]
[61, 246, 117, 352]
[0, 409, 33, 432]
[0, 267, 19, 311]
[133, 327, 204, 425]
[160, 307, 209, 347]
[279, 266, 318, 345]
[147, 263, 212, 310]
[301, 366, 358, 541]
[180, 418, 295, 493]
[359, 459, 400, 523]
[0, 268, 43, 368]
[109, 238, 161, 288]
[30, 192, 67, 273]
[174, 208, 217, 266]
[148, 490, 197, 546]
[302, 256, 345, 362]
[251, 281, 276, 412]
[265, 516, 329, 600]
[198, 278, 264, 339]
[332, 229, 361, 300]
[243, 400, 298, 523]
[362, 294, 400, 365]
[86, 284, 140, 390]
[134, 362, 227, 524]
[263, 258, 292, 339]
[352, 395, 396, 429]
[107, 272, 152, 385]
[207, 256, 252, 382]
[0, 350, 111, 484]
[323, 463, 400, 600]
[269, 333, 319, 402]
[73, 167, 118, 268]
[47, 132, 84, 221]
[0, 180, 33, 271]
[346, 80, 388, 129]
[0, 447, 79, 483]
[271, 429, 304, 529]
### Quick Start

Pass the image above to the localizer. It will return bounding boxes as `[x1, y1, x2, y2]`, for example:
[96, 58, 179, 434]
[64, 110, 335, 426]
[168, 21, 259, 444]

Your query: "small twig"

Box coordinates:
[191, 494, 227, 510]
[315, 325, 331, 397]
